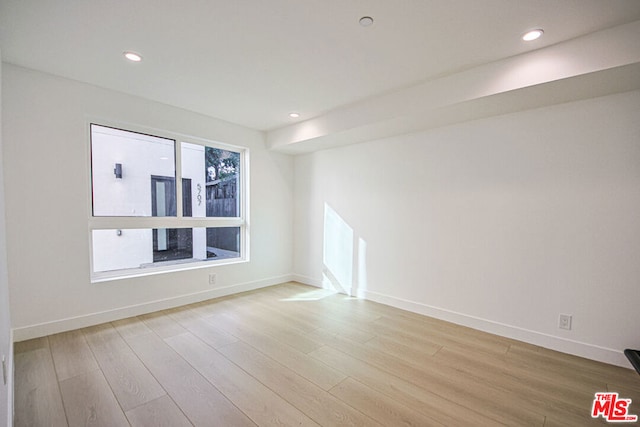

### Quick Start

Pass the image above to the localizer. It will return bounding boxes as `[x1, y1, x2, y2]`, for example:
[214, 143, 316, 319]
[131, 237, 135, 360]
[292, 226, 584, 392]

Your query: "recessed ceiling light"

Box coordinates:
[289, 112, 300, 118]
[123, 51, 143, 62]
[522, 29, 544, 41]
[359, 16, 374, 27]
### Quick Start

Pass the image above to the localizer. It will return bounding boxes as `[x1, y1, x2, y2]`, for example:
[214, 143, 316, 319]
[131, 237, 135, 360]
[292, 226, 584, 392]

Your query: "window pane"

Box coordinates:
[181, 142, 240, 218]
[91, 124, 176, 217]
[181, 142, 207, 217]
[93, 228, 194, 272]
[92, 227, 240, 273]
[153, 228, 193, 262]
[206, 147, 240, 218]
[206, 227, 241, 259]
[92, 228, 153, 272]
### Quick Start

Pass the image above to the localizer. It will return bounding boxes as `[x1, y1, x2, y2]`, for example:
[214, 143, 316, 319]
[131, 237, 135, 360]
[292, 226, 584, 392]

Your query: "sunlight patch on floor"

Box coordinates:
[279, 288, 338, 302]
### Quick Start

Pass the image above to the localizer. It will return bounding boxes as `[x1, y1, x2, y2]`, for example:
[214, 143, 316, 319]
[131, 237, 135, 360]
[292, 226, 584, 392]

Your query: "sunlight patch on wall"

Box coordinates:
[355, 237, 368, 298]
[322, 203, 354, 294]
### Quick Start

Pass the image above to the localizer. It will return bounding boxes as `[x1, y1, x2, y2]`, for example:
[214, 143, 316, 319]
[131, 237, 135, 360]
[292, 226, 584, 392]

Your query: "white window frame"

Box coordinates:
[88, 121, 250, 283]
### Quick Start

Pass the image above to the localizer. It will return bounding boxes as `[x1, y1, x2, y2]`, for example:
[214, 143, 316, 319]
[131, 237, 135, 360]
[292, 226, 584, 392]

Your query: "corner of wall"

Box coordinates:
[291, 274, 323, 288]
[7, 330, 13, 427]
[0, 49, 15, 427]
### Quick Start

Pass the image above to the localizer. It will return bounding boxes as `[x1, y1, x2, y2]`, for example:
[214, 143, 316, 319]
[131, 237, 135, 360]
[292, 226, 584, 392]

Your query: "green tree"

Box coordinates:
[205, 147, 239, 182]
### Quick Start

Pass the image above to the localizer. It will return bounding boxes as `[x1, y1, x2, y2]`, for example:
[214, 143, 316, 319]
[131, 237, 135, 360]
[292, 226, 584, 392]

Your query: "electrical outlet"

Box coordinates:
[559, 314, 572, 330]
[208, 274, 217, 285]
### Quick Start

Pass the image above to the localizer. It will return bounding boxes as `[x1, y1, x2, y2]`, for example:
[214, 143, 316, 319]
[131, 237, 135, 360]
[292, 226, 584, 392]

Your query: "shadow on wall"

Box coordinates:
[322, 203, 368, 298]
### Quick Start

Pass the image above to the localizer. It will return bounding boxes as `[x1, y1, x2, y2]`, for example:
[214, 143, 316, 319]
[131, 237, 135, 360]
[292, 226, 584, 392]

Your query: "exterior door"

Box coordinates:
[151, 176, 192, 262]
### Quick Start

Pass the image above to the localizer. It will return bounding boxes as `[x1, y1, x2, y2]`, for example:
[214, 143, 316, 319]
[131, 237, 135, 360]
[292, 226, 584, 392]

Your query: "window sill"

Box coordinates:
[91, 256, 247, 283]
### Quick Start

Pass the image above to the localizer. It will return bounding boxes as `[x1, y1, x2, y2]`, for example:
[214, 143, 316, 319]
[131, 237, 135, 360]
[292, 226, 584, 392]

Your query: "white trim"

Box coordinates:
[361, 289, 631, 369]
[84, 117, 249, 154]
[13, 274, 293, 342]
[86, 120, 250, 282]
[91, 257, 248, 283]
[292, 275, 630, 368]
[15, 272, 631, 368]
[291, 274, 323, 288]
[88, 217, 245, 230]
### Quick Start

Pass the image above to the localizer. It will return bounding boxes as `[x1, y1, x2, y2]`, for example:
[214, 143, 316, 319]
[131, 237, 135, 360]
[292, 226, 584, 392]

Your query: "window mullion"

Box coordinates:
[175, 140, 183, 218]
[89, 216, 183, 230]
[89, 217, 244, 230]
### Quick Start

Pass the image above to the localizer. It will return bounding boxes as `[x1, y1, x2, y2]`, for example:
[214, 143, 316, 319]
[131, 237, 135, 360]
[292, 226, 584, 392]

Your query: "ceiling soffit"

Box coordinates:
[267, 21, 640, 154]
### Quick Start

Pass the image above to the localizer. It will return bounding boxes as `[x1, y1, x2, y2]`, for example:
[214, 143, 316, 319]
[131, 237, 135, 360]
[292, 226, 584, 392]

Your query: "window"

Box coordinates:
[89, 124, 248, 281]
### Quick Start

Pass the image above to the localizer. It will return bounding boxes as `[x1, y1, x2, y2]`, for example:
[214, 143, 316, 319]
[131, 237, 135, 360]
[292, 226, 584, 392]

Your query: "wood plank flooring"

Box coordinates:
[14, 282, 640, 426]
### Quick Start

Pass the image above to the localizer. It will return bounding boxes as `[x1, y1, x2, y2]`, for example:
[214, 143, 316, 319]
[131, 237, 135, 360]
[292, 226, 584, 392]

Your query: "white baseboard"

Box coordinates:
[291, 274, 323, 288]
[362, 289, 630, 369]
[12, 274, 293, 342]
[13, 273, 631, 369]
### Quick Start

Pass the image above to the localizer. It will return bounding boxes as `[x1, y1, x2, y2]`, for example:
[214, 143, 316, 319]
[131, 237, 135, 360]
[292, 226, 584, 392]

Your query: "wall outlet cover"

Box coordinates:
[559, 314, 572, 330]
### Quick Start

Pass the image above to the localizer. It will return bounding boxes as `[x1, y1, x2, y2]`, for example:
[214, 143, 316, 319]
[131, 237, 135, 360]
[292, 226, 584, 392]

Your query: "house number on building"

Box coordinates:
[197, 183, 202, 206]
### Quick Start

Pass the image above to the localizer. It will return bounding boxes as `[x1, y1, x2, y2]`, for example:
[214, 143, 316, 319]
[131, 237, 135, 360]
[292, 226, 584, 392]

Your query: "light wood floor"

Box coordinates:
[14, 282, 640, 426]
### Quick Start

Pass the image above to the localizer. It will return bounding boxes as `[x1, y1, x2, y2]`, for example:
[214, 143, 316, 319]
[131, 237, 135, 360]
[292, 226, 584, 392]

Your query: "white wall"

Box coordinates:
[181, 142, 207, 218]
[0, 54, 14, 427]
[91, 124, 175, 217]
[294, 90, 640, 367]
[2, 64, 294, 339]
[92, 228, 153, 273]
[181, 142, 207, 260]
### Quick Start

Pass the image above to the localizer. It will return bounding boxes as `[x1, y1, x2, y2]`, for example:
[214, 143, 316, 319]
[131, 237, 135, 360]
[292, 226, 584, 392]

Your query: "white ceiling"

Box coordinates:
[2, 1, 640, 138]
